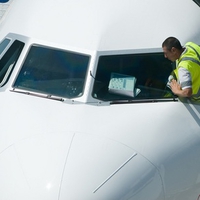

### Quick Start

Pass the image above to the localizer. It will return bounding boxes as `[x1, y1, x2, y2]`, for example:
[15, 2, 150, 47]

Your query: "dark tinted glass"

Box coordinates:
[14, 45, 90, 98]
[0, 40, 24, 86]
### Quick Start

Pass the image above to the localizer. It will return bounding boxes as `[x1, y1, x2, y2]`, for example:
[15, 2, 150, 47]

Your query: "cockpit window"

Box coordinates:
[0, 40, 24, 87]
[193, 0, 200, 7]
[92, 53, 174, 101]
[0, 38, 10, 56]
[14, 45, 90, 98]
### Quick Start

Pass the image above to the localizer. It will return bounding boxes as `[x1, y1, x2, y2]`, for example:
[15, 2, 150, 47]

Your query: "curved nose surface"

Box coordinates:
[59, 133, 164, 200]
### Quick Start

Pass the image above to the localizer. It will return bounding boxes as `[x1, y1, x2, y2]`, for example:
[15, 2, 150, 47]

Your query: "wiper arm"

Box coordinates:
[11, 88, 64, 102]
[110, 98, 178, 105]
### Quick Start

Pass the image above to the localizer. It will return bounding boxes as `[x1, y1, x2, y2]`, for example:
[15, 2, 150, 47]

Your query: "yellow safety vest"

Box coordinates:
[175, 42, 200, 101]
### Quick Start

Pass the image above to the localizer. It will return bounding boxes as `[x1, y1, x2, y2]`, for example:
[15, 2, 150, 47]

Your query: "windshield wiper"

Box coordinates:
[11, 88, 64, 102]
[110, 97, 178, 104]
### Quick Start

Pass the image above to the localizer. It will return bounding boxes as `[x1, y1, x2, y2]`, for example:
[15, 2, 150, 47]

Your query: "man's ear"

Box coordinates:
[171, 47, 176, 53]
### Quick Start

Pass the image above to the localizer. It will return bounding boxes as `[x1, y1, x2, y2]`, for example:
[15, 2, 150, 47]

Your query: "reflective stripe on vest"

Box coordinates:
[180, 57, 200, 66]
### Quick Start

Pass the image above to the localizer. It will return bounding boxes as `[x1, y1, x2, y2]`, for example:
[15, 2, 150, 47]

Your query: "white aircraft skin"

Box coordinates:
[0, 0, 200, 200]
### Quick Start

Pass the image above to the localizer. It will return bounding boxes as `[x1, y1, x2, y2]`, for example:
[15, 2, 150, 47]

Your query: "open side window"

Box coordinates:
[92, 52, 175, 102]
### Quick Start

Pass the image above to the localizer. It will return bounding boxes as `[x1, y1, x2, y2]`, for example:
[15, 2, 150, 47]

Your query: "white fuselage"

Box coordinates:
[0, 0, 200, 200]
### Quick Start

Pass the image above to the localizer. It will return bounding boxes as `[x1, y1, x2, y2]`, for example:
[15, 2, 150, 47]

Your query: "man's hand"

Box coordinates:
[170, 79, 192, 97]
[170, 79, 181, 94]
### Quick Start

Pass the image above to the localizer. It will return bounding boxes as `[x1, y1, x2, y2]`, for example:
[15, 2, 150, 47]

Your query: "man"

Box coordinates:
[162, 37, 200, 101]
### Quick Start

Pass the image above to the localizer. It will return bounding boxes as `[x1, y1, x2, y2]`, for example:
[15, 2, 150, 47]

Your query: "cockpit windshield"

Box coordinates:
[14, 45, 90, 98]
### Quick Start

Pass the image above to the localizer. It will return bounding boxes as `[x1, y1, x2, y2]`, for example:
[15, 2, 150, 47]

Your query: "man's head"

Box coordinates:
[162, 37, 183, 62]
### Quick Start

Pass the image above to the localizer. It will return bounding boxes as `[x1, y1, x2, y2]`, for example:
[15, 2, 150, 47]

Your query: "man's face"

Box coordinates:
[162, 46, 177, 62]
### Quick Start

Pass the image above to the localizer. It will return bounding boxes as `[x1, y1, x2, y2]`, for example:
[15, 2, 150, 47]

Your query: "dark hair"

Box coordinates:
[162, 37, 182, 51]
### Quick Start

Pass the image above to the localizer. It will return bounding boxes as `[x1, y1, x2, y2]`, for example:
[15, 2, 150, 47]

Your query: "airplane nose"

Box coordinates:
[59, 133, 165, 200]
[0, 131, 165, 200]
